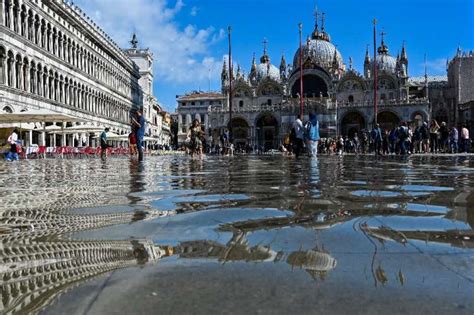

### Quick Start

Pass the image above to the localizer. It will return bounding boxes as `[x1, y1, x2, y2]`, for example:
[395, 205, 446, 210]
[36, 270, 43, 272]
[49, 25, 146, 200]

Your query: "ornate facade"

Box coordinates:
[0, 0, 168, 146]
[178, 10, 433, 150]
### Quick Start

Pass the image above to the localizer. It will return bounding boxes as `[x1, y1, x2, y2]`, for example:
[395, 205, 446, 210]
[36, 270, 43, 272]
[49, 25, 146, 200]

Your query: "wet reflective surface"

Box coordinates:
[1, 155, 474, 314]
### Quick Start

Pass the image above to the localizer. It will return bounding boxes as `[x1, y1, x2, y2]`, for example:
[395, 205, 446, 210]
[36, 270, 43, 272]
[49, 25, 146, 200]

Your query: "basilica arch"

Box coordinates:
[377, 111, 400, 131]
[256, 77, 282, 97]
[341, 111, 366, 137]
[255, 113, 279, 151]
[289, 68, 332, 98]
[230, 117, 250, 146]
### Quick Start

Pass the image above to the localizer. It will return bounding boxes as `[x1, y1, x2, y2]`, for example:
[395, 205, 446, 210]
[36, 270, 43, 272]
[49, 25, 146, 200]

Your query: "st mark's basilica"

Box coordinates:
[176, 9, 473, 150]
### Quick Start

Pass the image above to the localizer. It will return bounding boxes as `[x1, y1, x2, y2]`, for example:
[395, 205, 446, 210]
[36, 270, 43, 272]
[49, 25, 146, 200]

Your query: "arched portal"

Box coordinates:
[377, 111, 400, 131]
[412, 112, 425, 127]
[256, 114, 278, 151]
[230, 117, 250, 147]
[435, 108, 448, 125]
[341, 111, 366, 137]
[291, 74, 328, 98]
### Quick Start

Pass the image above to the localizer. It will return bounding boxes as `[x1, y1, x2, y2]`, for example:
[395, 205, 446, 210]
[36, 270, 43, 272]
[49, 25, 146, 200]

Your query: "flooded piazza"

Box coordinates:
[1, 155, 474, 315]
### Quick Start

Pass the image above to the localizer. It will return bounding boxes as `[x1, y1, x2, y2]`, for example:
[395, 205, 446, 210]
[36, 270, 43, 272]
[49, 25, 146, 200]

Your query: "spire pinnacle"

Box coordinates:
[321, 12, 326, 32]
[377, 29, 389, 54]
[313, 6, 319, 31]
[365, 44, 371, 63]
[130, 33, 138, 49]
[260, 38, 270, 63]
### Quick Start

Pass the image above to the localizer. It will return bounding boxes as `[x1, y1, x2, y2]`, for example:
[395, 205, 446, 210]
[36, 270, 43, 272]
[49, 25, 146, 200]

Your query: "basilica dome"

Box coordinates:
[293, 38, 343, 71]
[370, 40, 397, 74]
[256, 62, 280, 81]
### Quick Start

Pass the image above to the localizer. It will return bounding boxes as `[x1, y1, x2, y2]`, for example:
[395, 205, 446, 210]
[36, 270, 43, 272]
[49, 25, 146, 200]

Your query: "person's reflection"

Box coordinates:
[188, 158, 205, 189]
[128, 159, 146, 205]
[309, 157, 320, 184]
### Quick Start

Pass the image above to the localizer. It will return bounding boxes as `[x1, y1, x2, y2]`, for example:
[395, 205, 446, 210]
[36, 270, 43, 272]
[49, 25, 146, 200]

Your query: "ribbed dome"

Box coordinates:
[371, 54, 397, 73]
[256, 62, 280, 82]
[293, 38, 343, 71]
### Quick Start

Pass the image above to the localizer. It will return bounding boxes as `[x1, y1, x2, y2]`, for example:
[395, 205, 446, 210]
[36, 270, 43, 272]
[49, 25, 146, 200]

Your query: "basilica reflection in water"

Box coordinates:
[1, 155, 473, 314]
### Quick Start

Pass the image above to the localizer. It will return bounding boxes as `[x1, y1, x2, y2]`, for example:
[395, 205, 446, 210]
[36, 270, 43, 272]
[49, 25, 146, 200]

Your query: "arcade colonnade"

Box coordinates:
[0, 0, 143, 143]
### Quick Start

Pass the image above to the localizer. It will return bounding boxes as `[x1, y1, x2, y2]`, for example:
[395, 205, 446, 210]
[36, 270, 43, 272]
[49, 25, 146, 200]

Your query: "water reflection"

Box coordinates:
[1, 155, 474, 313]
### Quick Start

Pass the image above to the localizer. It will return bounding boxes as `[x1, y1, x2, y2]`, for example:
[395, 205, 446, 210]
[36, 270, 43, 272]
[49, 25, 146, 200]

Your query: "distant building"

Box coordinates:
[175, 91, 225, 144]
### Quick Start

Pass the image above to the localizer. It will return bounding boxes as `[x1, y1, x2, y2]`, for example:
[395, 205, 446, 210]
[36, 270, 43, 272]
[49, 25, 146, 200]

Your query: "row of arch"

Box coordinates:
[0, 45, 130, 122]
[340, 110, 428, 136]
[1, 0, 138, 99]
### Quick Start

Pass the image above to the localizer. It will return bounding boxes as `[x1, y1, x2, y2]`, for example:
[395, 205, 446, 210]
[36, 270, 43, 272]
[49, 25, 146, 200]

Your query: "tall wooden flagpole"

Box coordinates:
[228, 26, 233, 142]
[299, 23, 304, 120]
[373, 19, 378, 125]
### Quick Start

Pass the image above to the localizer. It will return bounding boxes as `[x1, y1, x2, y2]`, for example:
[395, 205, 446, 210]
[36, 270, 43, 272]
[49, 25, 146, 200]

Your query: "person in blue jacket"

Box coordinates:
[132, 109, 146, 161]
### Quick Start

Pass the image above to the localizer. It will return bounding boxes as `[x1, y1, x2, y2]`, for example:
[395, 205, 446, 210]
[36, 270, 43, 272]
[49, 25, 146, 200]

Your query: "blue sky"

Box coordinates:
[75, 0, 473, 112]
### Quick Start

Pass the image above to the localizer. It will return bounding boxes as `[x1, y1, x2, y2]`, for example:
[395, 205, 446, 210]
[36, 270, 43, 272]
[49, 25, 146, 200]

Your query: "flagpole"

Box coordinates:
[299, 23, 304, 120]
[373, 19, 378, 126]
[228, 26, 233, 143]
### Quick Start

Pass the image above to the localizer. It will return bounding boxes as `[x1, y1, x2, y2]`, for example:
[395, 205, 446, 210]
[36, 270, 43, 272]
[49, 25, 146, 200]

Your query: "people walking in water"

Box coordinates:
[449, 126, 459, 153]
[429, 119, 440, 153]
[132, 109, 146, 161]
[128, 129, 137, 156]
[293, 116, 305, 158]
[5, 129, 19, 161]
[100, 127, 109, 159]
[460, 124, 470, 153]
[371, 123, 383, 156]
[398, 121, 410, 155]
[188, 119, 203, 158]
[305, 112, 320, 157]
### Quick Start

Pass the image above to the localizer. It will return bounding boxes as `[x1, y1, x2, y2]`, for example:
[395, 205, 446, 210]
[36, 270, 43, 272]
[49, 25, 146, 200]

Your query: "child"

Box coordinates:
[129, 131, 137, 155]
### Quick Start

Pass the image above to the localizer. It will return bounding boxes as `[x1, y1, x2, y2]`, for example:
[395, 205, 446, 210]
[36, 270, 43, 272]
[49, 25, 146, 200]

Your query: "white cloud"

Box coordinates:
[74, 0, 225, 85]
[190, 6, 198, 16]
[424, 58, 447, 75]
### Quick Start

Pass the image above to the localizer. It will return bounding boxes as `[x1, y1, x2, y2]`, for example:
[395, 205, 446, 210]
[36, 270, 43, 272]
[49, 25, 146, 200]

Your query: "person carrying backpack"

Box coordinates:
[398, 121, 410, 155]
[305, 112, 320, 157]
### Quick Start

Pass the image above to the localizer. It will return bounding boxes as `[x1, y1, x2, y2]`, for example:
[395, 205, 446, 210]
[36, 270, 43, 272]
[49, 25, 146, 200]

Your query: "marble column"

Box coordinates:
[0, 0, 5, 26]
[8, 2, 13, 31]
[40, 131, 45, 147]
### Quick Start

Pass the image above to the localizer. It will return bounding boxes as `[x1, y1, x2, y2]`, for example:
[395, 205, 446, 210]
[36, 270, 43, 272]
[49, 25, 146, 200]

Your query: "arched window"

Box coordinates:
[239, 100, 244, 108]
[348, 95, 354, 103]
[3, 106, 13, 113]
[267, 99, 272, 106]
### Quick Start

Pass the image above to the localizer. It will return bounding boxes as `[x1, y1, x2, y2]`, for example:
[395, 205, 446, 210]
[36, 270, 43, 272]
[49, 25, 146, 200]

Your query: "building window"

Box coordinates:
[267, 99, 272, 106]
[200, 101, 204, 105]
[181, 102, 186, 106]
[348, 95, 354, 103]
[380, 94, 386, 101]
[2, 106, 13, 113]
[191, 102, 195, 105]
[239, 100, 244, 108]
[209, 101, 214, 105]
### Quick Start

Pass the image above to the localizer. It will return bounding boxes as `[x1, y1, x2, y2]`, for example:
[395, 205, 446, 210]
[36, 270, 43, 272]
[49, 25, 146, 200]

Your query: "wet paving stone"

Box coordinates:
[1, 155, 473, 314]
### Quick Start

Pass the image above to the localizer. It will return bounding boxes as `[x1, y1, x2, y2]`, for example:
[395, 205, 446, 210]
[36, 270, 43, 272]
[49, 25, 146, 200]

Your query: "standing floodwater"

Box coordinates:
[1, 155, 473, 314]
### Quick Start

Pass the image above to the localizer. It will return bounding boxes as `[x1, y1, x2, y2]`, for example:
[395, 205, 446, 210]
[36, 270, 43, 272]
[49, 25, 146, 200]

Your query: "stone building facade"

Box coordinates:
[0, 0, 167, 146]
[175, 91, 226, 144]
[177, 10, 432, 150]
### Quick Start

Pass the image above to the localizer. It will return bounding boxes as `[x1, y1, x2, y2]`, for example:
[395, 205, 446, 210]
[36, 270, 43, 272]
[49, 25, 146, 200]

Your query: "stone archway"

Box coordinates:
[377, 111, 400, 131]
[291, 74, 329, 98]
[341, 111, 366, 137]
[230, 117, 250, 147]
[411, 111, 426, 127]
[256, 114, 278, 151]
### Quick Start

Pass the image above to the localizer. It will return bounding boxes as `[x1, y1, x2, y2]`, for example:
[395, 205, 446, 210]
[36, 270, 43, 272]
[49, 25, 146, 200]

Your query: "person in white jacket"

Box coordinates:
[6, 129, 19, 161]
